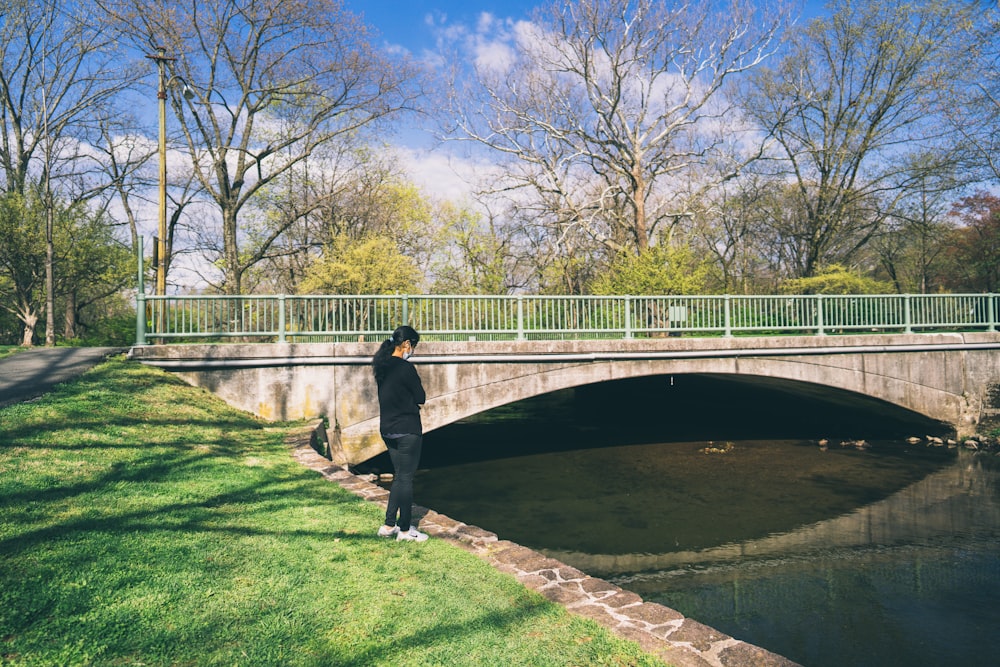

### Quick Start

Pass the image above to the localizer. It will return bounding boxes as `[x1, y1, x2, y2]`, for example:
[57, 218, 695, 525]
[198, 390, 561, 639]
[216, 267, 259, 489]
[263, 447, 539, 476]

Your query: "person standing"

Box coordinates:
[372, 325, 428, 542]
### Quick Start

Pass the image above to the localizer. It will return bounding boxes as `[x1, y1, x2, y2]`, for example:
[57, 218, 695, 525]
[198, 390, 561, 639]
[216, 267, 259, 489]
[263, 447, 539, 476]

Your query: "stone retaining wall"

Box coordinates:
[285, 421, 799, 667]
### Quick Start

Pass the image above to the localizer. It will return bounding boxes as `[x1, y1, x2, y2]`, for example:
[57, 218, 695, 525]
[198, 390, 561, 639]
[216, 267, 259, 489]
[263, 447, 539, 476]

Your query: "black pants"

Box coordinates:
[383, 434, 422, 531]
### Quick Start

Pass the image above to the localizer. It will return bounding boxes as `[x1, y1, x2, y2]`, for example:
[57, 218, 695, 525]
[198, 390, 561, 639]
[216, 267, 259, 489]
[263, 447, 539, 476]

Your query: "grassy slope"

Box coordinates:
[0, 357, 666, 667]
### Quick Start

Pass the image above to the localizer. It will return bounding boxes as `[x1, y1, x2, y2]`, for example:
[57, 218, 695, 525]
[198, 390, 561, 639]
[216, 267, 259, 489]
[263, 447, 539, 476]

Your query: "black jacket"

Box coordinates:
[377, 356, 426, 436]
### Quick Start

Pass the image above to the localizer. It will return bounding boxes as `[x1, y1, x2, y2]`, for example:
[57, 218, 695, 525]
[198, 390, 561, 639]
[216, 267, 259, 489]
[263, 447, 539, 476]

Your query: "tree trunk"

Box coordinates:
[19, 308, 37, 347]
[45, 205, 55, 346]
[223, 207, 241, 295]
[632, 165, 648, 252]
[64, 292, 77, 340]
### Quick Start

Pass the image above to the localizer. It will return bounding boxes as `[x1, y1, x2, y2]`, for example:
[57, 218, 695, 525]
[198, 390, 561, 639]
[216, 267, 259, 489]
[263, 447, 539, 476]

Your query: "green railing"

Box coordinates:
[132, 239, 998, 344]
[134, 291, 1000, 345]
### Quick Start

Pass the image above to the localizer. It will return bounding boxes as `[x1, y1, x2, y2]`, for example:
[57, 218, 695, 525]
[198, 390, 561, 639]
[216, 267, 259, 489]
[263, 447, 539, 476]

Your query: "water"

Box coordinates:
[387, 376, 1000, 667]
[607, 451, 1000, 667]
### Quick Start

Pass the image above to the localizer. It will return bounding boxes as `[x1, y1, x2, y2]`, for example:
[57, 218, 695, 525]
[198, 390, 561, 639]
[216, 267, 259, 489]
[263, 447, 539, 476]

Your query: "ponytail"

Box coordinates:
[372, 338, 395, 383]
[372, 325, 420, 383]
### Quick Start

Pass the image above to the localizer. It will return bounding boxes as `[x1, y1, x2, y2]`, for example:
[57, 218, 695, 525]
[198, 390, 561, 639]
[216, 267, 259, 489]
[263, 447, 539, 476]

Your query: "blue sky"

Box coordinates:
[339, 1, 832, 199]
[347, 1, 829, 56]
[347, 0, 540, 54]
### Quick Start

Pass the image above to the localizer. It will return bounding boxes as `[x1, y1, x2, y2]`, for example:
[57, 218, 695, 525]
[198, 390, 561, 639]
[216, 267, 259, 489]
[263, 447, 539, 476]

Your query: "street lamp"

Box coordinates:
[145, 47, 194, 297]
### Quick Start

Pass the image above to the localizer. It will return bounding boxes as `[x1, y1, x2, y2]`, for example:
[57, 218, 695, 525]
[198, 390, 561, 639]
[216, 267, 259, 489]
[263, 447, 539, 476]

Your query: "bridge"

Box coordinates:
[128, 328, 1000, 465]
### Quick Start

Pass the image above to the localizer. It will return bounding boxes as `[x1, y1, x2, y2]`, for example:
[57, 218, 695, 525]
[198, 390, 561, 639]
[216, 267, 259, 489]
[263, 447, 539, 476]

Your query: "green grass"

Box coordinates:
[0, 346, 23, 359]
[0, 357, 667, 667]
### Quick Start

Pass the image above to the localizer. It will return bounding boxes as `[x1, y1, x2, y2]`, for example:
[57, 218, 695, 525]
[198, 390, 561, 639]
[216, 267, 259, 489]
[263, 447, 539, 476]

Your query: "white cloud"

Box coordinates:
[476, 11, 499, 34]
[397, 146, 483, 203]
[473, 40, 515, 73]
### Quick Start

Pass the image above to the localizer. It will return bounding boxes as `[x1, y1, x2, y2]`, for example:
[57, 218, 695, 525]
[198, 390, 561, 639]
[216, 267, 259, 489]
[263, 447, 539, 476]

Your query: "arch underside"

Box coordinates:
[421, 355, 959, 438]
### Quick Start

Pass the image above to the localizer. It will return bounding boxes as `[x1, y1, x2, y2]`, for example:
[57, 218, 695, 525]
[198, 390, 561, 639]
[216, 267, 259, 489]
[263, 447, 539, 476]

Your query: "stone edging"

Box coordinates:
[286, 421, 800, 667]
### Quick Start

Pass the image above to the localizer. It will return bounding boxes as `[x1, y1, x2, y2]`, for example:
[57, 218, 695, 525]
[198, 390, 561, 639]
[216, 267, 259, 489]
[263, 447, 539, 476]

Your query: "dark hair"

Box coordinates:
[372, 325, 420, 383]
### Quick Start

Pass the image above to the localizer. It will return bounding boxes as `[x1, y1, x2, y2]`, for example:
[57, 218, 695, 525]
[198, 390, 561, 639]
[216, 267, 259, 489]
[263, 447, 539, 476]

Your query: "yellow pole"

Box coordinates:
[156, 48, 168, 298]
[146, 47, 179, 340]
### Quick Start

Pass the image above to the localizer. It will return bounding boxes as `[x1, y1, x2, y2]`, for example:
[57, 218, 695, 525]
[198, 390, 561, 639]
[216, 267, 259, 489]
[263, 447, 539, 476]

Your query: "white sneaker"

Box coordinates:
[396, 527, 428, 542]
[377, 525, 399, 538]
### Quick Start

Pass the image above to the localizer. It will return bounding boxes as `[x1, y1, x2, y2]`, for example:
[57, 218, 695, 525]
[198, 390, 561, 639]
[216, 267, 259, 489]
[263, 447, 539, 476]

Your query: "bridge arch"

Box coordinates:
[412, 352, 955, 439]
[416, 355, 951, 434]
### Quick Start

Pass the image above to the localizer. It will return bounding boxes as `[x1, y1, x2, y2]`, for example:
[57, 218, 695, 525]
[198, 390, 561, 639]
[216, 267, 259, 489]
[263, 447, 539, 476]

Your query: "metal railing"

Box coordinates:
[134, 291, 1000, 345]
[131, 238, 998, 344]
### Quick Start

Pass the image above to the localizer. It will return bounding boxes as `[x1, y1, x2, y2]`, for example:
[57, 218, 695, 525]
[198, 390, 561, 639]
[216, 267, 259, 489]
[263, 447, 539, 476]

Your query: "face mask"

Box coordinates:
[402, 351, 412, 360]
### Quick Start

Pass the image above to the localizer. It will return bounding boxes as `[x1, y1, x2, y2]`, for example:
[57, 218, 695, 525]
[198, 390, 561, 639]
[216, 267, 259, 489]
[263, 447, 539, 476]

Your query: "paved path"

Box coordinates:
[0, 347, 125, 408]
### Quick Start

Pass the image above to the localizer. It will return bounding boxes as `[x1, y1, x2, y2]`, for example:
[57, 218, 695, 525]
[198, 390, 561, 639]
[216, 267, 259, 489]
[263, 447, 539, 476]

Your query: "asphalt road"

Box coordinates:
[0, 347, 126, 409]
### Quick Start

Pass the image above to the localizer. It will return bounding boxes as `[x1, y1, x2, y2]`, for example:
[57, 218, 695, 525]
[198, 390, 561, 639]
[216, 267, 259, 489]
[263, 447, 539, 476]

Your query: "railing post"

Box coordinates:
[724, 294, 732, 337]
[988, 293, 996, 333]
[903, 294, 912, 334]
[624, 295, 633, 339]
[402, 295, 409, 327]
[816, 295, 826, 336]
[135, 236, 147, 346]
[277, 294, 287, 343]
[517, 295, 525, 341]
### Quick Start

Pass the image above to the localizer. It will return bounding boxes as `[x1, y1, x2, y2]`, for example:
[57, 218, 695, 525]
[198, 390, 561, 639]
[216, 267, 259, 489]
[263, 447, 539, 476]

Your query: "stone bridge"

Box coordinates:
[127, 332, 1000, 465]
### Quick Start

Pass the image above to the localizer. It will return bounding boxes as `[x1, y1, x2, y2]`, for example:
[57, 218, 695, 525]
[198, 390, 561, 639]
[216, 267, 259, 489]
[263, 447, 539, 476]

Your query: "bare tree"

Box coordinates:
[448, 0, 790, 264]
[944, 5, 1000, 184]
[106, 0, 423, 294]
[0, 0, 135, 345]
[871, 183, 956, 294]
[689, 174, 778, 293]
[92, 114, 156, 254]
[0, 2, 129, 195]
[740, 0, 973, 278]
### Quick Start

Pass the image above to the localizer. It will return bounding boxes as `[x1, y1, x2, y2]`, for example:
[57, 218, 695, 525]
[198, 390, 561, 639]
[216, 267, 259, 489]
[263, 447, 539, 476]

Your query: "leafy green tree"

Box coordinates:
[0, 1, 135, 345]
[245, 149, 439, 294]
[319, 178, 437, 283]
[430, 203, 517, 294]
[297, 234, 420, 295]
[0, 193, 44, 345]
[779, 264, 893, 295]
[57, 211, 135, 341]
[0, 192, 134, 345]
[591, 244, 714, 295]
[0, 274, 18, 345]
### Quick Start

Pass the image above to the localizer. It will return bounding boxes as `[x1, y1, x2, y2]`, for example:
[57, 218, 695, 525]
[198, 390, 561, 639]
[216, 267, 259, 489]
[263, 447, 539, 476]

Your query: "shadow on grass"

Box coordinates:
[0, 360, 258, 445]
[0, 443, 370, 557]
[327, 599, 555, 666]
[0, 359, 375, 555]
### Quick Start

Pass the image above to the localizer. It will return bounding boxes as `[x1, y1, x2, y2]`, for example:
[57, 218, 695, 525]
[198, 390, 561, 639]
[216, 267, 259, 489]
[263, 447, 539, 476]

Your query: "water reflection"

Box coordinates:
[417, 437, 956, 560]
[550, 451, 1000, 578]
[613, 453, 1000, 667]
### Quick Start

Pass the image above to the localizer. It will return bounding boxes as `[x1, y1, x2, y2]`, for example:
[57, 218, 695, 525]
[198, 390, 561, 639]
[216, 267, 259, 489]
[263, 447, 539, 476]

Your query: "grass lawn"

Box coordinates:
[0, 356, 667, 666]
